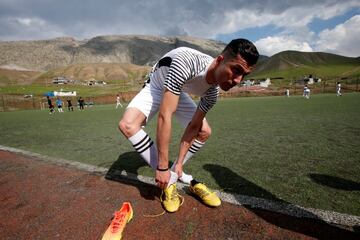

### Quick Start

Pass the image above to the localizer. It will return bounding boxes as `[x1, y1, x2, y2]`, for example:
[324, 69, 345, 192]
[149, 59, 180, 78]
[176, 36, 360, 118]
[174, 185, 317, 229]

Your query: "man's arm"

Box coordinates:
[176, 108, 206, 167]
[156, 89, 179, 189]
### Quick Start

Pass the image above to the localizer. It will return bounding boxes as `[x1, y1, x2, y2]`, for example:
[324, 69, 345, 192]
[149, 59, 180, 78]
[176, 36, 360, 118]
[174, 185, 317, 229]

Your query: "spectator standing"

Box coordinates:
[78, 97, 85, 110]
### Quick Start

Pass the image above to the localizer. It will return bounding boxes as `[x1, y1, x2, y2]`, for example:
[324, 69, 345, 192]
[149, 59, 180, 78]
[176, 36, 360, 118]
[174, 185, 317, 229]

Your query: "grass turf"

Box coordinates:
[0, 93, 359, 215]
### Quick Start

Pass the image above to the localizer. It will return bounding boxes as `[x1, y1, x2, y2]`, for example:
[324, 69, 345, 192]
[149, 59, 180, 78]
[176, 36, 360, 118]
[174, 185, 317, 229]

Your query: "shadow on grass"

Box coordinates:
[309, 174, 360, 191]
[104, 151, 161, 201]
[202, 164, 283, 202]
[203, 164, 359, 240]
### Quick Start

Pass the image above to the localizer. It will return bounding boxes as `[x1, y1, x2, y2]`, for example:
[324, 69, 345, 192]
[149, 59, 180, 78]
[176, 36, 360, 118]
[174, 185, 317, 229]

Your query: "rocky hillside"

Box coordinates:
[0, 35, 226, 71]
[250, 51, 360, 79]
[254, 51, 360, 72]
[0, 67, 41, 86]
[35, 63, 151, 85]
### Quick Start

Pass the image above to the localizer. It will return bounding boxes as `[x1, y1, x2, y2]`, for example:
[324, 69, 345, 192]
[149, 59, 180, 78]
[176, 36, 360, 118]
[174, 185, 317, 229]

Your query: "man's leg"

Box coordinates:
[119, 88, 181, 213]
[118, 86, 178, 187]
[170, 121, 211, 184]
[119, 108, 158, 169]
[172, 93, 211, 184]
[186, 119, 221, 207]
[172, 93, 221, 207]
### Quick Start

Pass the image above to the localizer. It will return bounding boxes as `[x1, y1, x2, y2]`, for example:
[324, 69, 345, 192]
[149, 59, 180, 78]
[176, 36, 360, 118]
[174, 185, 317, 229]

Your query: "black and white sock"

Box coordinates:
[171, 139, 205, 184]
[128, 129, 157, 169]
[128, 129, 178, 186]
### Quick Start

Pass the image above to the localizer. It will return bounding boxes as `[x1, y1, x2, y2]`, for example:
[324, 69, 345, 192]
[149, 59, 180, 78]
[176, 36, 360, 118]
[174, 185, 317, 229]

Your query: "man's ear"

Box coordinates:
[216, 55, 224, 65]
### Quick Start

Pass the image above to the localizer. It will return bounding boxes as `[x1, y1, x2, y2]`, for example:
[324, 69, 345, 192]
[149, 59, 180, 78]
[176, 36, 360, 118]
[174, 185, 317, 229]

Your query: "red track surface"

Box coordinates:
[0, 150, 358, 240]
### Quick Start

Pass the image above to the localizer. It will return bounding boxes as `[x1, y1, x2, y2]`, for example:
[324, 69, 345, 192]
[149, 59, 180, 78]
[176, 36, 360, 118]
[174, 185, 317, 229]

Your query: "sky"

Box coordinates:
[0, 0, 360, 57]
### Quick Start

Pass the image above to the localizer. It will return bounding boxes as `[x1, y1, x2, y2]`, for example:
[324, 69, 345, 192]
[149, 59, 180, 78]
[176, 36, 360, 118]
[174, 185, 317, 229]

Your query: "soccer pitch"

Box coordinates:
[1, 93, 359, 216]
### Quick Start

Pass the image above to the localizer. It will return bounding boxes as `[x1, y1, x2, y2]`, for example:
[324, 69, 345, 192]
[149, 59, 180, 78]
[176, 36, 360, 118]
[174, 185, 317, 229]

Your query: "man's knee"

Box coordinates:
[119, 118, 139, 138]
[198, 124, 211, 142]
[119, 108, 146, 138]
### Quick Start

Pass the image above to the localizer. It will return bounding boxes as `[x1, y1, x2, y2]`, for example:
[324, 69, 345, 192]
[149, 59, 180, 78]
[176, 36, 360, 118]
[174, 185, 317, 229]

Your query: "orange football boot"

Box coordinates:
[101, 202, 133, 240]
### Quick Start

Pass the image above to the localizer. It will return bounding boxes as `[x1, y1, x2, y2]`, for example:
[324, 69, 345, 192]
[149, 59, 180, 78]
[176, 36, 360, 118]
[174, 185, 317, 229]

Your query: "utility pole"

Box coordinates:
[32, 94, 36, 109]
[1, 95, 6, 112]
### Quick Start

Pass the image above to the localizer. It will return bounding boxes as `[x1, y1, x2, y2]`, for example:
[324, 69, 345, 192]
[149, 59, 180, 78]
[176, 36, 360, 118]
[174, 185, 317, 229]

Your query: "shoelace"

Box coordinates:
[168, 186, 179, 200]
[144, 186, 184, 218]
[193, 186, 211, 198]
[110, 211, 127, 233]
[160, 186, 184, 204]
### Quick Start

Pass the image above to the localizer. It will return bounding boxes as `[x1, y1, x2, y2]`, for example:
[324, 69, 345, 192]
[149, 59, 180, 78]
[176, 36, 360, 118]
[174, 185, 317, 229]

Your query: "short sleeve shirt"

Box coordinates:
[149, 47, 219, 113]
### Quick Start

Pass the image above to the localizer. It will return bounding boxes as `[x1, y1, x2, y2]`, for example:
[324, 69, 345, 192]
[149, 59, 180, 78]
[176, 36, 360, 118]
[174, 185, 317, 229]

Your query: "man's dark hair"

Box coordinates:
[221, 38, 259, 66]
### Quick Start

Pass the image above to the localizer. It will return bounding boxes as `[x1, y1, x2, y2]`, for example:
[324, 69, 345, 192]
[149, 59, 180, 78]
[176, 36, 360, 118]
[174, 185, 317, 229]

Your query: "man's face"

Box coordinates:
[214, 54, 253, 91]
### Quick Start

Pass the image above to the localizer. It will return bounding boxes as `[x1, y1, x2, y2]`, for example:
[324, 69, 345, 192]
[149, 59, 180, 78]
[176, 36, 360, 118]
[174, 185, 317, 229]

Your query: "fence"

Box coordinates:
[220, 77, 359, 98]
[290, 77, 359, 95]
[1, 78, 359, 112]
[0, 92, 138, 112]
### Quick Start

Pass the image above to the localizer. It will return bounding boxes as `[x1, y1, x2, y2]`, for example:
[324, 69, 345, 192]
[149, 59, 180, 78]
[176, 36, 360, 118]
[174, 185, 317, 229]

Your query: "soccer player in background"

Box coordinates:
[67, 98, 74, 111]
[47, 96, 55, 114]
[336, 82, 342, 96]
[56, 97, 64, 113]
[303, 85, 310, 99]
[116, 94, 123, 108]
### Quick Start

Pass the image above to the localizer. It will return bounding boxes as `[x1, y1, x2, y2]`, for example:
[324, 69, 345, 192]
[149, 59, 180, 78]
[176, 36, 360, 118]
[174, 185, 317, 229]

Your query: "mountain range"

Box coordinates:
[0, 35, 359, 86]
[0, 35, 225, 72]
[250, 51, 360, 79]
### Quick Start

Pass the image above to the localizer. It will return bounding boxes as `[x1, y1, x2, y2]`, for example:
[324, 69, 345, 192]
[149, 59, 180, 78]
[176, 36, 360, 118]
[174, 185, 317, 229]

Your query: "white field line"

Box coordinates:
[1, 145, 359, 228]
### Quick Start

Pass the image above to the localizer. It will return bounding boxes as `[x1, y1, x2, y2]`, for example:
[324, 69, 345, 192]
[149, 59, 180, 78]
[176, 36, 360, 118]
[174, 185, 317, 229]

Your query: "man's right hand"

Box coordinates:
[155, 169, 171, 189]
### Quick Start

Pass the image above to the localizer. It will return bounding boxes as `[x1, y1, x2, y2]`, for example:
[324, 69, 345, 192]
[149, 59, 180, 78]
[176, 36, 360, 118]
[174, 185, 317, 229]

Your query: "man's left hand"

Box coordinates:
[174, 162, 183, 179]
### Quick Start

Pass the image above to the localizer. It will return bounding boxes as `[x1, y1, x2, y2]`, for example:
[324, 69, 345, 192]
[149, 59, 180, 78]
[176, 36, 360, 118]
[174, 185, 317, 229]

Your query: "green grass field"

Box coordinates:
[0, 93, 359, 216]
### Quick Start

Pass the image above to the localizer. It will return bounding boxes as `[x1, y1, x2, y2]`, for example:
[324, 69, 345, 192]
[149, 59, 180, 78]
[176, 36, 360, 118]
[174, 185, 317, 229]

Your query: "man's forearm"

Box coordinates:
[176, 118, 202, 165]
[156, 113, 172, 169]
[176, 140, 193, 166]
[156, 89, 180, 170]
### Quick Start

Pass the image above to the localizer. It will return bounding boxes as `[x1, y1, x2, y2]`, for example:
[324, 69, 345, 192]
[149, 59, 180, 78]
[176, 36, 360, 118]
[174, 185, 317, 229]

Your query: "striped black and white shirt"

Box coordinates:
[148, 47, 219, 113]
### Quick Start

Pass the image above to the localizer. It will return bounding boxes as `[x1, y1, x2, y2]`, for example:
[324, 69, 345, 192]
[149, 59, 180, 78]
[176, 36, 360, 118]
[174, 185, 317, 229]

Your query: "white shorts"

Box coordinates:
[127, 84, 198, 128]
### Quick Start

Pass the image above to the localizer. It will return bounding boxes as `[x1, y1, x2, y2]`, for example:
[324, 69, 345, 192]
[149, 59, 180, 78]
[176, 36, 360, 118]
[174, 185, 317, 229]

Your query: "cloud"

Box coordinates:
[254, 36, 313, 56]
[15, 17, 41, 26]
[0, 16, 64, 40]
[315, 15, 360, 57]
[213, 1, 360, 34]
[214, 1, 360, 56]
[0, 0, 357, 38]
[0, 0, 359, 56]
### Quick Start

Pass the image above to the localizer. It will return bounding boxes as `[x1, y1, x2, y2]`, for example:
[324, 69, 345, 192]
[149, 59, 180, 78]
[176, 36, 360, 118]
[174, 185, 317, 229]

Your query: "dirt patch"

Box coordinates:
[0, 150, 358, 240]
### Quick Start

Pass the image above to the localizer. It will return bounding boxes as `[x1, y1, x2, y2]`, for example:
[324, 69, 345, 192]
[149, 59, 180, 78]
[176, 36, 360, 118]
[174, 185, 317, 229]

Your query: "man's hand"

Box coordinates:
[155, 169, 171, 189]
[174, 162, 183, 179]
